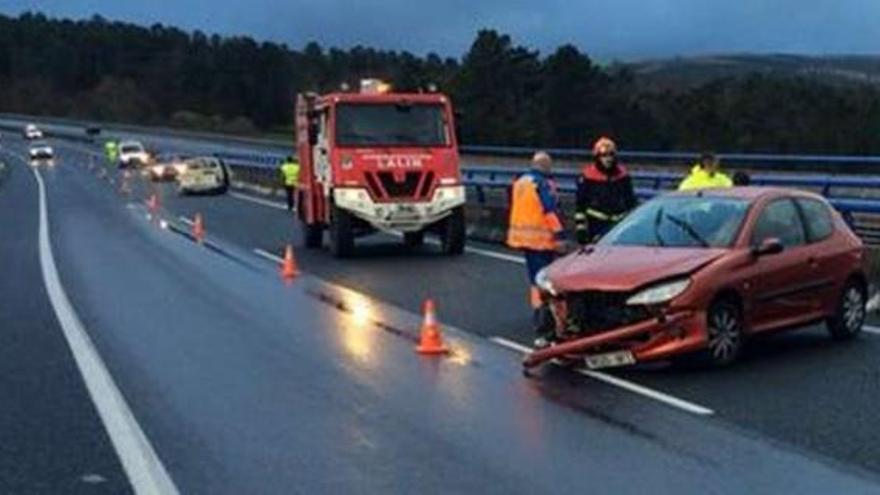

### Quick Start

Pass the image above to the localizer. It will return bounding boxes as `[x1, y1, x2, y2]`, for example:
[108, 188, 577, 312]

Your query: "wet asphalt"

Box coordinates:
[0, 129, 879, 492]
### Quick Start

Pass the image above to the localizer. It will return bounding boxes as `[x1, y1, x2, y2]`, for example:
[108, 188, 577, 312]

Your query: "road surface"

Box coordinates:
[1, 128, 879, 493]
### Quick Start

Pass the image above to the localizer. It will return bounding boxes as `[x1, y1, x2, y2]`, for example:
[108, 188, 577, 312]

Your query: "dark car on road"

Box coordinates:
[525, 187, 869, 370]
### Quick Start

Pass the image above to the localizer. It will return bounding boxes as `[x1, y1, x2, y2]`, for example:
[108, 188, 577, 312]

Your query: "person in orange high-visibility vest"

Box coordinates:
[507, 151, 565, 347]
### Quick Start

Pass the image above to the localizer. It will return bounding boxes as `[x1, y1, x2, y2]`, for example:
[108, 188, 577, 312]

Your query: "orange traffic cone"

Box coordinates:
[281, 244, 299, 280]
[416, 299, 449, 355]
[193, 213, 205, 243]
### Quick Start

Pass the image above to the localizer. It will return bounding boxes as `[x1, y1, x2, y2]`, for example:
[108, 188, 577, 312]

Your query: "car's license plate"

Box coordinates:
[584, 351, 636, 370]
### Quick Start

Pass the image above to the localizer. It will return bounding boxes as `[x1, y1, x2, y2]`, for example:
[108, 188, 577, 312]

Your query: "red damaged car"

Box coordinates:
[524, 187, 869, 370]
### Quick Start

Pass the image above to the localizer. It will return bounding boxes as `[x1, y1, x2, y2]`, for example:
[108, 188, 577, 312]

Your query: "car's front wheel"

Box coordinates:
[702, 298, 744, 366]
[827, 279, 866, 341]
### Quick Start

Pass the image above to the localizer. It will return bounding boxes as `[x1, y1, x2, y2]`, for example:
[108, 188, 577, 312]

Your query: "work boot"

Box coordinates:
[532, 304, 556, 349]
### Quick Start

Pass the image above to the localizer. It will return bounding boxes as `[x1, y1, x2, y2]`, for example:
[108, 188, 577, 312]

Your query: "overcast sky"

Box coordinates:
[3, 1, 879, 60]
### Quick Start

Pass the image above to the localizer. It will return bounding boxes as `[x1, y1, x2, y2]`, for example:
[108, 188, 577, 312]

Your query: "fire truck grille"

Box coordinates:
[565, 291, 651, 335]
[366, 171, 434, 200]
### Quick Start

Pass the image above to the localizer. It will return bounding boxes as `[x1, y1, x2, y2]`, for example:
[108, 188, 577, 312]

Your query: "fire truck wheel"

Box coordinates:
[304, 223, 323, 249]
[403, 231, 424, 247]
[329, 205, 355, 257]
[441, 207, 466, 255]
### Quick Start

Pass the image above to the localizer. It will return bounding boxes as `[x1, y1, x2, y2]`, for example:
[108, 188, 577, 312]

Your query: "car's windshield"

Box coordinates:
[599, 196, 750, 248]
[335, 103, 448, 147]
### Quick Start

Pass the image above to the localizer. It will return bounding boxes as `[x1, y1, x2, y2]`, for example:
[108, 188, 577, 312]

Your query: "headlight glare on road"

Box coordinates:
[626, 279, 690, 306]
[535, 268, 557, 297]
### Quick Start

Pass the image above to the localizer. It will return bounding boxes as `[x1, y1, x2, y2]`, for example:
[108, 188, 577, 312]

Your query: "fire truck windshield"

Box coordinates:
[335, 103, 448, 147]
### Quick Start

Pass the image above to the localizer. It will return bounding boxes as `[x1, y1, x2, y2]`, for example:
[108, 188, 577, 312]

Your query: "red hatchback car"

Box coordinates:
[524, 187, 869, 370]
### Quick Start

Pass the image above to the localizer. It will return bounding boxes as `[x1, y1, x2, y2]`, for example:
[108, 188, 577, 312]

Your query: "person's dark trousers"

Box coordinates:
[524, 249, 557, 339]
[285, 186, 295, 210]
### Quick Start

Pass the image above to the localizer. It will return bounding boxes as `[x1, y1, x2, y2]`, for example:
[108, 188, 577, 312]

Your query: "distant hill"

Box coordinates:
[622, 54, 880, 90]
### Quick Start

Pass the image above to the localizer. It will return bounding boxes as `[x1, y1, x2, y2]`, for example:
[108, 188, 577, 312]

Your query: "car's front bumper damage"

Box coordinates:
[523, 309, 706, 369]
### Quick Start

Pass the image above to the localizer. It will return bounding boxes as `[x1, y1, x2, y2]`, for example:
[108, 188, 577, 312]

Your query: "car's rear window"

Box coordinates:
[121, 145, 143, 153]
[796, 198, 834, 243]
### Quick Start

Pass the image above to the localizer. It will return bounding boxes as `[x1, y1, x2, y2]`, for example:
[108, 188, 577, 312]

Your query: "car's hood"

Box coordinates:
[548, 245, 727, 293]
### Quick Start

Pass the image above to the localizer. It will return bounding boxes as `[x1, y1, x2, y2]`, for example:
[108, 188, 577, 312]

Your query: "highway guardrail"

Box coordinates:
[213, 151, 880, 246]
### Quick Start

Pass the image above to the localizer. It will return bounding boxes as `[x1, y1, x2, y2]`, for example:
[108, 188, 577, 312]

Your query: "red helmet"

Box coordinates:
[592, 136, 617, 156]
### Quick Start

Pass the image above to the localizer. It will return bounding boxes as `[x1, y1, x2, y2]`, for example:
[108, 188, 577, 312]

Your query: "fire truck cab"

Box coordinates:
[296, 80, 466, 257]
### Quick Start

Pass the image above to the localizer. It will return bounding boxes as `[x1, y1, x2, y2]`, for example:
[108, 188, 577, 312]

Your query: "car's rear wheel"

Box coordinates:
[702, 298, 743, 366]
[827, 279, 865, 341]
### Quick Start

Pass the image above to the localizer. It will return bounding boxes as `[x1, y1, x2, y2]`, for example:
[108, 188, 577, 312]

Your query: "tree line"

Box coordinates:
[2, 12, 880, 154]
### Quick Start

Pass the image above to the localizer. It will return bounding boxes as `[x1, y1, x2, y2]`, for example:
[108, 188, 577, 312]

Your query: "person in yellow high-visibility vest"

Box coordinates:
[104, 140, 118, 166]
[679, 151, 733, 191]
[507, 151, 565, 348]
[279, 156, 301, 211]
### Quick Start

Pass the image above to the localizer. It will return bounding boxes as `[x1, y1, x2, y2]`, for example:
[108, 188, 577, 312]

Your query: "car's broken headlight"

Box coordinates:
[535, 268, 557, 297]
[626, 279, 690, 306]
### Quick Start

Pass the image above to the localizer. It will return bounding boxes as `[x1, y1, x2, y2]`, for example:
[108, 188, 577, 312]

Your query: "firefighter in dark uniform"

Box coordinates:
[574, 137, 637, 244]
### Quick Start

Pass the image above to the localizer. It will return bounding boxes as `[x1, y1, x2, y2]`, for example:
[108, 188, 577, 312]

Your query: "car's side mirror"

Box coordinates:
[753, 237, 784, 257]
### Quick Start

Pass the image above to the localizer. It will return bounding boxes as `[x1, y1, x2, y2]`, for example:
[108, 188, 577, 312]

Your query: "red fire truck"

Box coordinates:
[296, 79, 466, 257]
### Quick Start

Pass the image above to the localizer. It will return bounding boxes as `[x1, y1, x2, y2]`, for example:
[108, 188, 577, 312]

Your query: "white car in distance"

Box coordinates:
[29, 141, 55, 167]
[118, 141, 150, 169]
[24, 124, 44, 140]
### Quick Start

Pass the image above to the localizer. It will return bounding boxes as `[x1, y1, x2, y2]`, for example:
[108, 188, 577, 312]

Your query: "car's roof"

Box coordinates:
[666, 186, 825, 203]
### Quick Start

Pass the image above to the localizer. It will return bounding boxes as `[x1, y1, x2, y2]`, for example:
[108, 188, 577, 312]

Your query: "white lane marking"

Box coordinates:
[386, 231, 525, 264]
[178, 216, 193, 226]
[253, 248, 283, 264]
[464, 245, 523, 264]
[229, 191, 290, 211]
[489, 336, 715, 416]
[224, 189, 525, 264]
[865, 325, 880, 336]
[490, 336, 534, 354]
[30, 165, 180, 494]
[576, 369, 714, 416]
